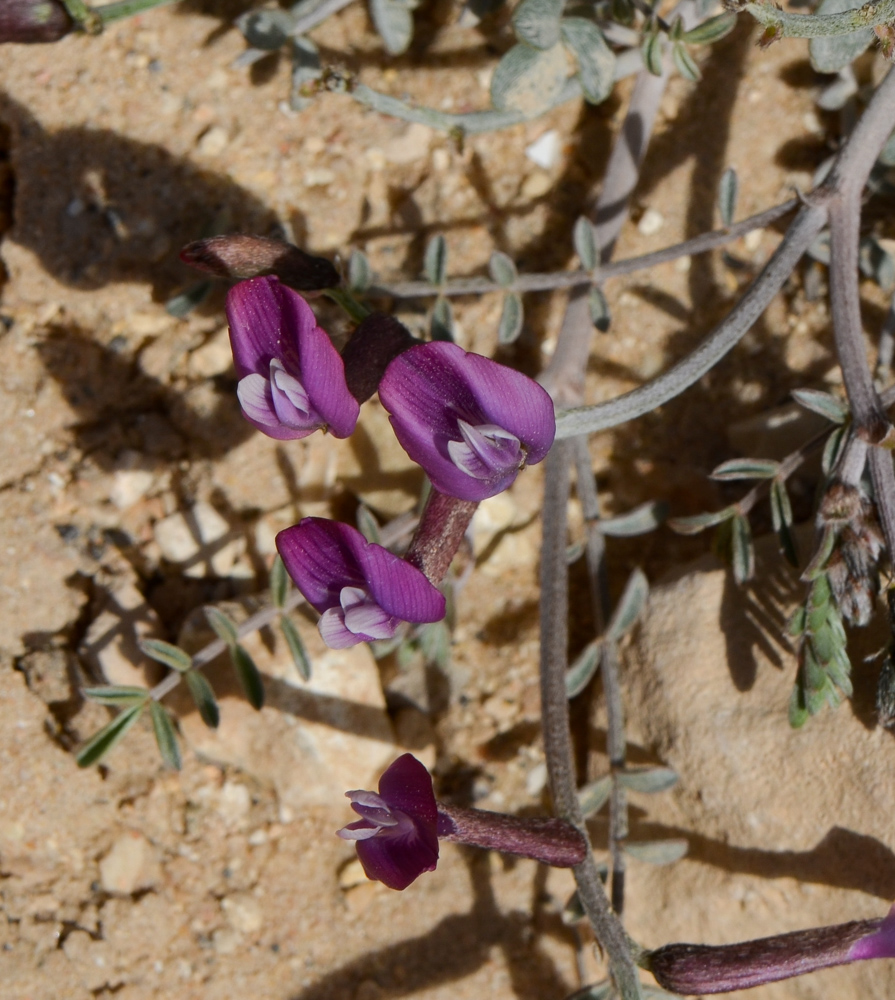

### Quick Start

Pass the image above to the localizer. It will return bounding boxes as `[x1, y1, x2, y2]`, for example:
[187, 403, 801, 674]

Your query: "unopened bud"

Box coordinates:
[340, 313, 419, 403]
[180, 235, 339, 291]
[0, 0, 73, 42]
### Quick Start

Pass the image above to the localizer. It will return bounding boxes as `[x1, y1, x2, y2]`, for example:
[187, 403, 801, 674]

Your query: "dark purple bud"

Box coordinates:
[378, 342, 556, 502]
[337, 753, 439, 890]
[226, 276, 359, 441]
[649, 907, 895, 995]
[0, 0, 72, 42]
[340, 313, 419, 404]
[181, 235, 339, 291]
[276, 518, 446, 649]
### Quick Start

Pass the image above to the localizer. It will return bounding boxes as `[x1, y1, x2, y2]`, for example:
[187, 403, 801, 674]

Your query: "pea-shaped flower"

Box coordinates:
[276, 518, 446, 649]
[378, 342, 555, 502]
[226, 275, 359, 441]
[338, 753, 439, 891]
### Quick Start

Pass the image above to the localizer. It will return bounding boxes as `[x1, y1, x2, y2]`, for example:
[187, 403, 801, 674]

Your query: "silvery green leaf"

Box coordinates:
[290, 35, 322, 109]
[420, 619, 452, 669]
[489, 251, 517, 287]
[566, 538, 586, 563]
[234, 47, 271, 69]
[672, 42, 700, 82]
[718, 167, 738, 228]
[681, 10, 736, 43]
[370, 0, 414, 54]
[150, 700, 182, 770]
[348, 249, 373, 294]
[668, 506, 736, 535]
[424, 234, 448, 285]
[601, 501, 668, 537]
[561, 889, 586, 924]
[431, 297, 454, 342]
[166, 281, 211, 318]
[205, 607, 239, 647]
[498, 292, 524, 344]
[270, 554, 289, 610]
[880, 130, 895, 167]
[730, 513, 754, 584]
[606, 567, 648, 643]
[356, 504, 382, 545]
[566, 639, 602, 698]
[791, 388, 848, 424]
[560, 18, 616, 105]
[617, 766, 679, 793]
[771, 480, 799, 567]
[140, 638, 192, 673]
[490, 42, 570, 116]
[512, 0, 563, 49]
[710, 457, 780, 481]
[769, 478, 793, 530]
[232, 645, 265, 710]
[641, 30, 665, 76]
[236, 8, 296, 49]
[809, 0, 873, 72]
[807, 230, 831, 265]
[76, 702, 145, 768]
[817, 68, 857, 111]
[573, 216, 597, 271]
[83, 685, 149, 706]
[588, 286, 611, 332]
[281, 615, 312, 681]
[564, 982, 614, 1000]
[185, 669, 220, 729]
[860, 238, 895, 291]
[624, 838, 688, 864]
[577, 774, 612, 817]
[822, 423, 849, 476]
[789, 684, 809, 728]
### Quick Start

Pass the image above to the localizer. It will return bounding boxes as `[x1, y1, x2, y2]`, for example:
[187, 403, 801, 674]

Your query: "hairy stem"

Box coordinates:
[370, 199, 797, 300]
[740, 0, 895, 38]
[540, 443, 642, 999]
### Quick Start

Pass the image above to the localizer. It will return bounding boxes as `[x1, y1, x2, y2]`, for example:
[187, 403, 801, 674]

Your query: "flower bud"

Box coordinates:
[0, 0, 73, 43]
[180, 235, 339, 291]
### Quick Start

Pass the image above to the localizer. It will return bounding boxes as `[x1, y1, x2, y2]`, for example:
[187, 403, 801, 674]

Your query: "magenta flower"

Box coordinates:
[337, 754, 439, 890]
[226, 276, 359, 441]
[276, 518, 446, 649]
[378, 342, 556, 502]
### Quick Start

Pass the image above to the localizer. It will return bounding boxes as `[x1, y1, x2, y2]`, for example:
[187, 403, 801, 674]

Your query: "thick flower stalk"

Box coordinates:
[226, 275, 359, 440]
[378, 342, 556, 502]
[648, 907, 895, 994]
[276, 518, 446, 648]
[338, 755, 588, 891]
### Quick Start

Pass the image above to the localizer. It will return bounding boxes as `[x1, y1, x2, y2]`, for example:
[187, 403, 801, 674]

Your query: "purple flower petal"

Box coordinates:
[378, 342, 555, 501]
[850, 906, 895, 961]
[276, 520, 446, 650]
[337, 754, 439, 891]
[225, 276, 359, 440]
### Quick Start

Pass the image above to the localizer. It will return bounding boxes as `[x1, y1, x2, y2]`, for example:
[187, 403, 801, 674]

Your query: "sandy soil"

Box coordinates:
[1, 3, 893, 999]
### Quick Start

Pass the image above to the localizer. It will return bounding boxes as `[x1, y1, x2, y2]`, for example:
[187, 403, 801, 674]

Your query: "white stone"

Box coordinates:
[520, 171, 552, 200]
[222, 893, 262, 934]
[99, 831, 158, 895]
[188, 328, 233, 379]
[176, 608, 395, 811]
[524, 130, 560, 170]
[197, 125, 229, 156]
[80, 574, 165, 688]
[383, 122, 431, 165]
[153, 502, 247, 578]
[638, 208, 665, 236]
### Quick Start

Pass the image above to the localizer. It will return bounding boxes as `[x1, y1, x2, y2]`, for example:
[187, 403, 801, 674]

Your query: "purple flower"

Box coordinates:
[276, 518, 446, 649]
[378, 342, 556, 502]
[226, 276, 359, 441]
[848, 906, 895, 961]
[337, 754, 439, 891]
